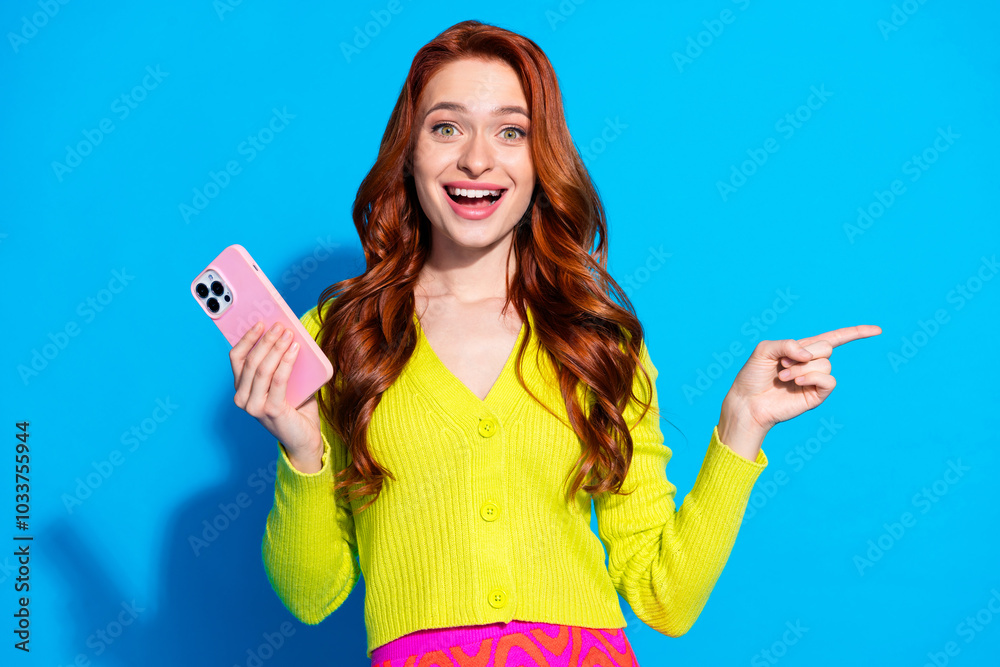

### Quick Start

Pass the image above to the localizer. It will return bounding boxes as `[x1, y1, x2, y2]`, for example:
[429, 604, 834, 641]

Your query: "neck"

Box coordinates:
[417, 233, 518, 304]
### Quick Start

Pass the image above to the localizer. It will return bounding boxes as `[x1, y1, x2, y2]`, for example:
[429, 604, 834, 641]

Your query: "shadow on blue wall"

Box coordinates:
[47, 245, 373, 666]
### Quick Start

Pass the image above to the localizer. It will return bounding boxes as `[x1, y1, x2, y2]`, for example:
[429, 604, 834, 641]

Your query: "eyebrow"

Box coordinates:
[423, 101, 530, 121]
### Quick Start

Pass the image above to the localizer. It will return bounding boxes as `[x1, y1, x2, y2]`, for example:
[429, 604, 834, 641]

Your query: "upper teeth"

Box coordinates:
[447, 187, 503, 198]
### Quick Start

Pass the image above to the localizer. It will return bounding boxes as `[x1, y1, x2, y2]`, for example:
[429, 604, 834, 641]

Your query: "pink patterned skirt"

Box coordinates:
[370, 620, 640, 667]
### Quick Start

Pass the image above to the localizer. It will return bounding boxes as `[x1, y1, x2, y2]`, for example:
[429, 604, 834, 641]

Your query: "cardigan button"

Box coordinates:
[478, 417, 498, 438]
[488, 588, 507, 609]
[480, 501, 499, 522]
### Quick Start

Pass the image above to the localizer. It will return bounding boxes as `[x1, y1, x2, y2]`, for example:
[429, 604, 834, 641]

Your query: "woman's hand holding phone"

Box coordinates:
[230, 320, 324, 473]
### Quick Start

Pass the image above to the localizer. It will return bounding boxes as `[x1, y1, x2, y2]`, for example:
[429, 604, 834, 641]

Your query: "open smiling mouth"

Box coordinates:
[444, 186, 507, 208]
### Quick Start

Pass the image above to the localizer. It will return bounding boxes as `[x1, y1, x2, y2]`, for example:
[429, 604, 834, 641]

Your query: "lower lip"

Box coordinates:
[444, 187, 507, 220]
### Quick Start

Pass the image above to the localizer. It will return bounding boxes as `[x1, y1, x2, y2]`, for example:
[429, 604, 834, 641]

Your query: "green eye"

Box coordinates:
[430, 123, 528, 141]
[502, 126, 528, 141]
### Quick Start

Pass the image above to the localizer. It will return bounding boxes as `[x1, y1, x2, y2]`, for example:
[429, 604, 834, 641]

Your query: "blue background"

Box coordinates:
[3, 1, 998, 665]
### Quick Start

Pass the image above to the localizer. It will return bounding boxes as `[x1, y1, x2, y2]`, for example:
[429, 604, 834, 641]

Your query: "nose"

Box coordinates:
[456, 128, 495, 176]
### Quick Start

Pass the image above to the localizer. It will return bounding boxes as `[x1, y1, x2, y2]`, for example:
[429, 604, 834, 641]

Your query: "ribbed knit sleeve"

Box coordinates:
[594, 340, 767, 637]
[260, 306, 361, 624]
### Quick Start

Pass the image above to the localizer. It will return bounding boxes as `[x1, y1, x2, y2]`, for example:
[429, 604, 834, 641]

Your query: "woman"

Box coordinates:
[231, 20, 880, 667]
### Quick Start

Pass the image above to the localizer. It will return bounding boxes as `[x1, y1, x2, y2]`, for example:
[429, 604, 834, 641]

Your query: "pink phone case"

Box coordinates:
[190, 244, 334, 409]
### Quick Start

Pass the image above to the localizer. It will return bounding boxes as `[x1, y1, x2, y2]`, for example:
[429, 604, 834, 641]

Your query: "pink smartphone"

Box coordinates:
[190, 244, 333, 409]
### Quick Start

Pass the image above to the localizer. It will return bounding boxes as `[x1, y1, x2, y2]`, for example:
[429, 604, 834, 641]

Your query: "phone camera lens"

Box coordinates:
[211, 281, 224, 296]
[208, 297, 219, 313]
[196, 283, 209, 298]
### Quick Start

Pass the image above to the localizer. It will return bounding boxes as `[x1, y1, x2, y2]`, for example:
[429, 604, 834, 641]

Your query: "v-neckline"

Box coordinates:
[412, 306, 530, 406]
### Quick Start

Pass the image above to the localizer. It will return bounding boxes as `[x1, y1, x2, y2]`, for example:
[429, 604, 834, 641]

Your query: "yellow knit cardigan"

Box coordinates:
[261, 301, 768, 658]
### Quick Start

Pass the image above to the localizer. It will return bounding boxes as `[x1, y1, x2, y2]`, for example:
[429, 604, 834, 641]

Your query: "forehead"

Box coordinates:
[419, 58, 528, 114]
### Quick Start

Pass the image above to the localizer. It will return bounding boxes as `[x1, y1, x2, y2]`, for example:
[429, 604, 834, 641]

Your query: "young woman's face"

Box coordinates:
[411, 57, 535, 255]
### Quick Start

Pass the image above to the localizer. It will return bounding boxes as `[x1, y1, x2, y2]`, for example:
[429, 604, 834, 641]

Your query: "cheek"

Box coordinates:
[413, 154, 448, 188]
[415, 183, 439, 214]
[410, 158, 436, 196]
[505, 154, 534, 184]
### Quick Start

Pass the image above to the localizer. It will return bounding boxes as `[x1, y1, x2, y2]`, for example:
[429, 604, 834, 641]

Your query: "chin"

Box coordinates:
[441, 222, 510, 247]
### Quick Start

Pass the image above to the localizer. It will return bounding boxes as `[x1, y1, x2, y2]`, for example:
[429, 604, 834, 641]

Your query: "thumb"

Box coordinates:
[771, 338, 813, 362]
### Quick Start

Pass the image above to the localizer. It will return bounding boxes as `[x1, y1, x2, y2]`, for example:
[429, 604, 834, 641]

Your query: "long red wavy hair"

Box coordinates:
[316, 19, 658, 514]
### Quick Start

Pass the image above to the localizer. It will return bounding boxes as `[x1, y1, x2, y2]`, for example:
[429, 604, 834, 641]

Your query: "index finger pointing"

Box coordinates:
[796, 325, 882, 350]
